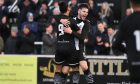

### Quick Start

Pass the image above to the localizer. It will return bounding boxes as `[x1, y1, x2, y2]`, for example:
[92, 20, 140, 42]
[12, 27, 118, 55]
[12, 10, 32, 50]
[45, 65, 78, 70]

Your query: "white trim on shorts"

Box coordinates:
[69, 63, 79, 66]
[53, 59, 65, 64]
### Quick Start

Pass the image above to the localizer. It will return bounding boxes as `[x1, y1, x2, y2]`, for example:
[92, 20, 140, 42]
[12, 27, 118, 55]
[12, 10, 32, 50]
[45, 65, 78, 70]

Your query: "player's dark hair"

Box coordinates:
[78, 3, 89, 10]
[130, 0, 140, 4]
[59, 1, 68, 13]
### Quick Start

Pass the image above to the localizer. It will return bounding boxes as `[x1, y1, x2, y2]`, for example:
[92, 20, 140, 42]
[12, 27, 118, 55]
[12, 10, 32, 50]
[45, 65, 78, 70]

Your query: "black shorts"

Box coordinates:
[69, 50, 86, 67]
[54, 43, 76, 66]
[129, 65, 140, 83]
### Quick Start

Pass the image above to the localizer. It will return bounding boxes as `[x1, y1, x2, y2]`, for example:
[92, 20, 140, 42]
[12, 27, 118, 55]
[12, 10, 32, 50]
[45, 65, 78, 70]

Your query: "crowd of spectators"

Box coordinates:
[0, 0, 130, 55]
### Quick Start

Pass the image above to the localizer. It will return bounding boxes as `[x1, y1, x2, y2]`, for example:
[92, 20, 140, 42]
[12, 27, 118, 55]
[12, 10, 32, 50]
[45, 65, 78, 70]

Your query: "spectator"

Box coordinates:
[21, 12, 40, 54]
[94, 21, 109, 55]
[87, 0, 100, 38]
[5, 26, 18, 54]
[18, 0, 39, 29]
[107, 26, 117, 55]
[52, 6, 60, 16]
[49, 0, 59, 13]
[42, 23, 57, 55]
[98, 2, 114, 25]
[0, 0, 8, 20]
[36, 1, 50, 39]
[0, 16, 10, 43]
[22, 12, 38, 35]
[69, 0, 78, 17]
[87, 0, 100, 26]
[35, 1, 50, 54]
[36, 1, 50, 22]
[0, 0, 10, 42]
[17, 25, 36, 54]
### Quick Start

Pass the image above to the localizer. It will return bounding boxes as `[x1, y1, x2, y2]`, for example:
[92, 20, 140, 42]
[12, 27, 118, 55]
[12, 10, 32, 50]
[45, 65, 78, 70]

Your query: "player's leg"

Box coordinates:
[61, 65, 70, 84]
[54, 53, 64, 84]
[129, 66, 140, 84]
[78, 50, 94, 84]
[70, 51, 80, 84]
[79, 60, 94, 84]
[54, 65, 62, 84]
[60, 52, 73, 84]
[71, 66, 80, 84]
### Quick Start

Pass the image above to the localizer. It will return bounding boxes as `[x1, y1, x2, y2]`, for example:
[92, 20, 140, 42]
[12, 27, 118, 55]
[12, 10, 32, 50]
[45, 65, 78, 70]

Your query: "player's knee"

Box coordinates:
[80, 61, 88, 71]
[55, 65, 62, 72]
[62, 66, 70, 74]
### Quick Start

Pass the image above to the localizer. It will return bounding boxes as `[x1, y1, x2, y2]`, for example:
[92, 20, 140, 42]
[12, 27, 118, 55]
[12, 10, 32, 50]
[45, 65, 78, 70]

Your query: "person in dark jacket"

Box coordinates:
[17, 24, 36, 54]
[94, 21, 110, 55]
[0, 0, 10, 42]
[5, 27, 18, 54]
[42, 23, 57, 55]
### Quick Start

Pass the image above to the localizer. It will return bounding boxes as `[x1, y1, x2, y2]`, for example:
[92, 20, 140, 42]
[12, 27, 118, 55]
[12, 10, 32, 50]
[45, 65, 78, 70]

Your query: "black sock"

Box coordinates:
[61, 72, 68, 79]
[61, 73, 68, 84]
[54, 72, 62, 84]
[83, 69, 90, 75]
[83, 70, 94, 84]
[72, 71, 80, 84]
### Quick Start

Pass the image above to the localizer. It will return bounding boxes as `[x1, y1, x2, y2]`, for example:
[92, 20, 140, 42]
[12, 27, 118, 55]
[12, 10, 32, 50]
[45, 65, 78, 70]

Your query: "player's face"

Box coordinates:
[79, 8, 88, 20]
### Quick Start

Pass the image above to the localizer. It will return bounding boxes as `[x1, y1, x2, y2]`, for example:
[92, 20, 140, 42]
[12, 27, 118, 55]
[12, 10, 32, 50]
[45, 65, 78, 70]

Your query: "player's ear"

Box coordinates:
[78, 9, 81, 14]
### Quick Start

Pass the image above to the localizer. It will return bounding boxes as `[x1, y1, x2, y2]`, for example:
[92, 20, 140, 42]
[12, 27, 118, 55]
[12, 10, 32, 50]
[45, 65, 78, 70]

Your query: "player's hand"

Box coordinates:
[60, 19, 70, 27]
[64, 27, 72, 34]
[77, 29, 82, 34]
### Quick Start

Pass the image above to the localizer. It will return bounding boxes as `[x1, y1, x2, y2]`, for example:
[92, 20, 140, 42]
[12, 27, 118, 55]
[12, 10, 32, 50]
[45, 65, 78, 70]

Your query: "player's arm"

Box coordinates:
[82, 21, 90, 43]
[60, 18, 83, 39]
[70, 19, 85, 40]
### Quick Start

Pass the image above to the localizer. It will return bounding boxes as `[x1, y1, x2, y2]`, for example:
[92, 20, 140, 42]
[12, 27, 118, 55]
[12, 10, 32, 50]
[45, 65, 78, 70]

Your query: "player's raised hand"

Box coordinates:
[60, 19, 70, 27]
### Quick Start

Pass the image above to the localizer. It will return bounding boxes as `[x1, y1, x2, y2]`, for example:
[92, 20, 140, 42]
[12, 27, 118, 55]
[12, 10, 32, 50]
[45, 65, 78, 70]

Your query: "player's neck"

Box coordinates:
[63, 12, 69, 16]
[77, 15, 81, 19]
[77, 15, 85, 20]
[132, 5, 140, 12]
